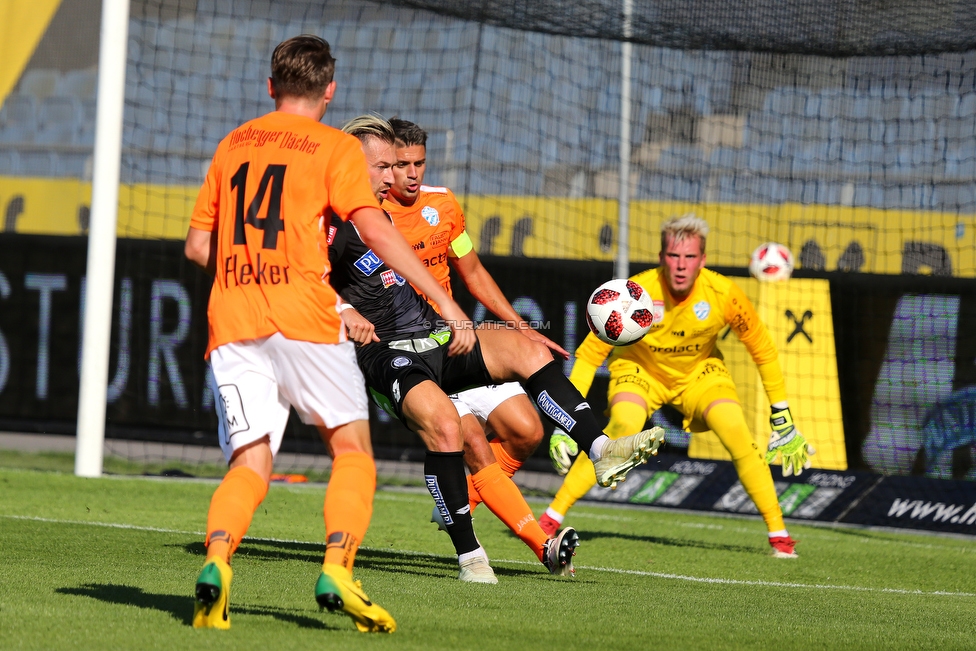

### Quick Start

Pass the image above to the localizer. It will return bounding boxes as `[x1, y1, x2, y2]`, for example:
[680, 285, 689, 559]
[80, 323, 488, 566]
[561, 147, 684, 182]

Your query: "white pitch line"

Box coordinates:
[3, 514, 973, 598]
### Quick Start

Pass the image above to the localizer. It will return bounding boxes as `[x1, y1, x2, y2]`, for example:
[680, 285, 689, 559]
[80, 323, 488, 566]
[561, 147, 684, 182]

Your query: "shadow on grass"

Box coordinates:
[55, 584, 338, 630]
[177, 539, 538, 580]
[178, 540, 465, 579]
[577, 529, 762, 555]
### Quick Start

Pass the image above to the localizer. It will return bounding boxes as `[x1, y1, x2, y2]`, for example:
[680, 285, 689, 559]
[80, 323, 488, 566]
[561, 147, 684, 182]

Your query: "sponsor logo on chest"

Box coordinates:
[651, 300, 665, 325]
[354, 250, 384, 276]
[381, 269, 406, 288]
[430, 231, 449, 248]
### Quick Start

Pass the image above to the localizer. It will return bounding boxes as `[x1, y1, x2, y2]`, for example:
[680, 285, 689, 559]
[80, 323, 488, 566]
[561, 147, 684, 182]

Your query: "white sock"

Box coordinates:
[544, 507, 565, 524]
[768, 529, 789, 539]
[457, 546, 488, 565]
[589, 434, 610, 460]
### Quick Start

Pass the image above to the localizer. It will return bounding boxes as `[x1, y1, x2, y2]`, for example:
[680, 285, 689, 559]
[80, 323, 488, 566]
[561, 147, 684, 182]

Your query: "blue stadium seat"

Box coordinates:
[57, 68, 98, 101]
[656, 146, 706, 175]
[0, 149, 19, 175]
[60, 152, 92, 179]
[20, 151, 59, 176]
[34, 97, 83, 145]
[18, 68, 61, 101]
[0, 95, 37, 145]
[709, 147, 742, 173]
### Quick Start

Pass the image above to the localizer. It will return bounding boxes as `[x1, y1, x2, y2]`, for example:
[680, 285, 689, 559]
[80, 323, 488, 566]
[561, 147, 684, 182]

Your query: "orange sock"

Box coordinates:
[205, 465, 268, 563]
[491, 440, 524, 476]
[468, 440, 526, 511]
[471, 463, 549, 562]
[324, 451, 376, 572]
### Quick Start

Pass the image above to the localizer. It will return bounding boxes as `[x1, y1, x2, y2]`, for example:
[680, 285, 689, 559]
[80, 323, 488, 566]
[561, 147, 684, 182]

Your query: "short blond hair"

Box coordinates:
[661, 213, 709, 253]
[340, 113, 396, 146]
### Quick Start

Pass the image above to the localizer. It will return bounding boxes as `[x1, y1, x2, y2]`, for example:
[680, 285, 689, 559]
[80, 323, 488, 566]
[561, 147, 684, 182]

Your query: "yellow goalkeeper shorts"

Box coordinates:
[607, 357, 740, 431]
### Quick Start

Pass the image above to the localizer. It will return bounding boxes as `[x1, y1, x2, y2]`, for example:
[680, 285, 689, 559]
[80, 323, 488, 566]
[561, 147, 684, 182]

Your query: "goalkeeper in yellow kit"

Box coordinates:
[538, 213, 815, 557]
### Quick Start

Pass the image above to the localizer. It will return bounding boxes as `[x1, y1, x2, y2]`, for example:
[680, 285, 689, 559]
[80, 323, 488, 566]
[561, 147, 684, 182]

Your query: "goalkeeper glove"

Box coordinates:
[765, 406, 816, 477]
[549, 428, 578, 476]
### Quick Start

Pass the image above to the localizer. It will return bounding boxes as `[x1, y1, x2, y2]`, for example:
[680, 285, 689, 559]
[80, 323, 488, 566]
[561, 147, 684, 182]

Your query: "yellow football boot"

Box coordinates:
[314, 563, 396, 633]
[192, 557, 232, 629]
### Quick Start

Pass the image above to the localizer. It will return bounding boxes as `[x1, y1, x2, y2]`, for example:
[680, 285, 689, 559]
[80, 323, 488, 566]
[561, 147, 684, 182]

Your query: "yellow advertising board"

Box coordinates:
[0, 0, 62, 106]
[688, 278, 847, 470]
[1, 175, 974, 277]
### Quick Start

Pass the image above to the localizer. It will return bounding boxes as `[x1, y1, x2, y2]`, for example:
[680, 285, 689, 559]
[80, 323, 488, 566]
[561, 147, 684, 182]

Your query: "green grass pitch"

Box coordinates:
[1, 466, 974, 650]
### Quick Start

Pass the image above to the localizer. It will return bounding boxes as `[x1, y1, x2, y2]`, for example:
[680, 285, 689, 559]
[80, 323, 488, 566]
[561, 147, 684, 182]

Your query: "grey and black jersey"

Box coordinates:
[327, 212, 440, 341]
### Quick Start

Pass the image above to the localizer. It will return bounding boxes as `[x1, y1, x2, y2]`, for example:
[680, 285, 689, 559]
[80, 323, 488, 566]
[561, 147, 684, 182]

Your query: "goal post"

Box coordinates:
[74, 0, 130, 478]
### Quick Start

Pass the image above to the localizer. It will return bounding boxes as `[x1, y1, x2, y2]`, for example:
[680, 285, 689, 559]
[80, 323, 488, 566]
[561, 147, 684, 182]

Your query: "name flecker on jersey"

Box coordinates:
[381, 269, 406, 288]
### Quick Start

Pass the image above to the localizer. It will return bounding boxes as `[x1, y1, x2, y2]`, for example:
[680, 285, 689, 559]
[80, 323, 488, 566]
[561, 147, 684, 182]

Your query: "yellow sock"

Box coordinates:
[324, 452, 376, 572]
[205, 465, 268, 563]
[549, 400, 647, 517]
[705, 401, 785, 533]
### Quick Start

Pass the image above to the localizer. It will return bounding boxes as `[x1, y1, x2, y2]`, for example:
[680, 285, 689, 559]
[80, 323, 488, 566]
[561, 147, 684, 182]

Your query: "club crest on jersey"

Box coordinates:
[381, 269, 406, 288]
[392, 356, 412, 369]
[354, 250, 384, 276]
[422, 206, 440, 226]
[694, 301, 711, 320]
[652, 300, 665, 324]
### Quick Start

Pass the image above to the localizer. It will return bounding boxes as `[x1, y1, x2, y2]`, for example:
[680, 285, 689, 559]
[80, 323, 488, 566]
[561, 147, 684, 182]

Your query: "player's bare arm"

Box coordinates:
[452, 249, 569, 360]
[184, 225, 217, 276]
[349, 206, 475, 355]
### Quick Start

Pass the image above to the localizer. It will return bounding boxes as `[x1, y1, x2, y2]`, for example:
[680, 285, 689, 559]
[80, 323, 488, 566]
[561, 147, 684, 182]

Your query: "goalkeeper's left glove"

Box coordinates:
[549, 428, 578, 476]
[765, 405, 816, 477]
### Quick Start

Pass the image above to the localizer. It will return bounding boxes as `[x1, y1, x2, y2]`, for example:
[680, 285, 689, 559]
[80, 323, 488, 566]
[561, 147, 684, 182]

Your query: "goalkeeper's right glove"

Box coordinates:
[765, 405, 816, 477]
[549, 428, 578, 476]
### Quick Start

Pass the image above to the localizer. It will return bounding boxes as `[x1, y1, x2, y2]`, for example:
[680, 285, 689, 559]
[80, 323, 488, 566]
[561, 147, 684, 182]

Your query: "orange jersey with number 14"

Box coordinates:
[384, 185, 471, 308]
[190, 111, 379, 356]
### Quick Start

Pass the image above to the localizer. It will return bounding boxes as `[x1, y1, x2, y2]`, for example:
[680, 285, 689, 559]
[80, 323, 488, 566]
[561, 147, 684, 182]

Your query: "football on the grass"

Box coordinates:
[585, 279, 654, 345]
[749, 242, 794, 282]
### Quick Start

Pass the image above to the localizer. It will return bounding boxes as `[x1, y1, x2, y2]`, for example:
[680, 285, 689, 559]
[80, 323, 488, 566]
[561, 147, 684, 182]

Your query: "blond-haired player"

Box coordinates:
[184, 36, 473, 633]
[539, 214, 815, 557]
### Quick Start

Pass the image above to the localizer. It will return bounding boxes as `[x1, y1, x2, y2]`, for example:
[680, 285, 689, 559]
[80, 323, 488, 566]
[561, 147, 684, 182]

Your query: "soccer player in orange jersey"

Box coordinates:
[538, 214, 816, 558]
[183, 36, 474, 633]
[382, 119, 580, 569]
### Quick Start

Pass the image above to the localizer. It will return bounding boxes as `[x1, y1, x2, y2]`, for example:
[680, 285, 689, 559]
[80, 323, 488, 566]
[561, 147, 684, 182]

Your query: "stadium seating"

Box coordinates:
[0, 14, 973, 213]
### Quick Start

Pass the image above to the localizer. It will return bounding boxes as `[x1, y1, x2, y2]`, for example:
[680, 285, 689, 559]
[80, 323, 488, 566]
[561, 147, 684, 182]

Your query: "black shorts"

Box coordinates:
[355, 331, 493, 424]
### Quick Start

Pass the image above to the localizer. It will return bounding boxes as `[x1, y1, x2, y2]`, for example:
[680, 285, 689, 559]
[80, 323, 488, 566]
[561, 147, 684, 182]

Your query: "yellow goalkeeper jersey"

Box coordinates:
[577, 267, 781, 390]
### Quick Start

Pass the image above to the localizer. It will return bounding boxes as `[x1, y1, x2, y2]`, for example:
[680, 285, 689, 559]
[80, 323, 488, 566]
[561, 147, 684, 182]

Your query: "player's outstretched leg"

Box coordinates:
[468, 462, 552, 566]
[540, 399, 653, 536]
[315, 564, 396, 633]
[592, 427, 665, 489]
[523, 361, 662, 488]
[193, 557, 233, 629]
[543, 527, 581, 577]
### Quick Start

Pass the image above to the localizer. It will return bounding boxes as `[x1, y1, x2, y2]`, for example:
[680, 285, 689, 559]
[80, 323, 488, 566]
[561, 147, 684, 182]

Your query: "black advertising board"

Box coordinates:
[3, 234, 976, 535]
